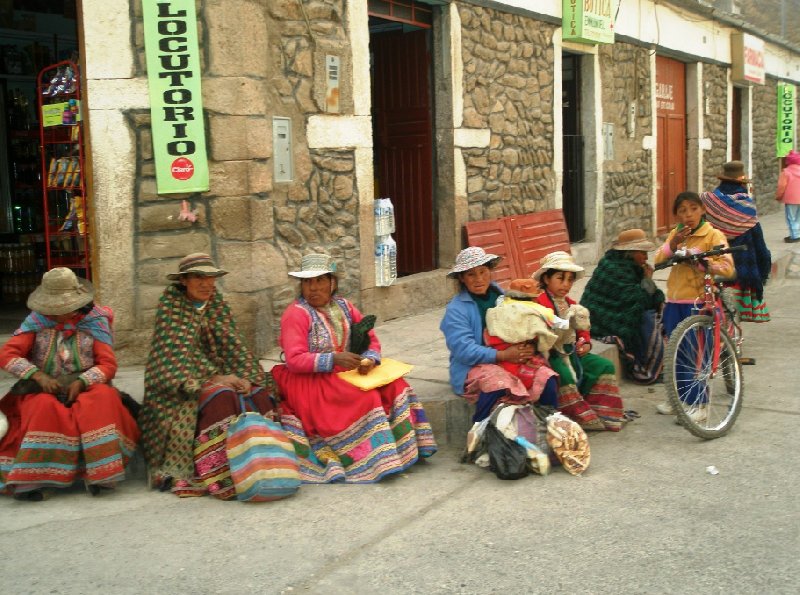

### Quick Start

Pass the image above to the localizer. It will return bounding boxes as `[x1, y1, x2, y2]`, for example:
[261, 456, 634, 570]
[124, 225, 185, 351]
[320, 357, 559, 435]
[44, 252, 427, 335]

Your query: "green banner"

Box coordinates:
[142, 0, 209, 193]
[777, 83, 796, 158]
[563, 0, 615, 45]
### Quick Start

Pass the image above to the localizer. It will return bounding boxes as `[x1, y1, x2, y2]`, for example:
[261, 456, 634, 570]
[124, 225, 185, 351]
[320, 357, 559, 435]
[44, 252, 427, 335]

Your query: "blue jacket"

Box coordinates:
[439, 283, 503, 395]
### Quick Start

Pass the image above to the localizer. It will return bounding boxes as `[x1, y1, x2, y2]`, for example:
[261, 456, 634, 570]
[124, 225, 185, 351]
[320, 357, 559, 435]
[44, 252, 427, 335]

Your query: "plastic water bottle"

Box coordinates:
[383, 197, 395, 234]
[374, 198, 396, 236]
[375, 234, 397, 286]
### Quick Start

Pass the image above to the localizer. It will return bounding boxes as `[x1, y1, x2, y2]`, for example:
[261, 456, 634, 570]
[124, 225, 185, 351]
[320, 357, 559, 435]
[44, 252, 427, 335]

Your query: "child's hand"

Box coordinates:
[669, 226, 692, 251]
[576, 338, 591, 357]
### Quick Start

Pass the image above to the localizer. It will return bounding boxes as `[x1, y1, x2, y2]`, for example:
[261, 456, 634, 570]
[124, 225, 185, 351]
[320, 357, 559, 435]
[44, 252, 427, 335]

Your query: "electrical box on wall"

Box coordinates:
[602, 122, 614, 160]
[325, 55, 340, 113]
[273, 117, 293, 182]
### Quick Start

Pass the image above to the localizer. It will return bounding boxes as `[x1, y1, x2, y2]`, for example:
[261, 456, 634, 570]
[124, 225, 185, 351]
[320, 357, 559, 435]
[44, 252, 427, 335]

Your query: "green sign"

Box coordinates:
[563, 0, 615, 45]
[777, 83, 796, 158]
[142, 0, 209, 193]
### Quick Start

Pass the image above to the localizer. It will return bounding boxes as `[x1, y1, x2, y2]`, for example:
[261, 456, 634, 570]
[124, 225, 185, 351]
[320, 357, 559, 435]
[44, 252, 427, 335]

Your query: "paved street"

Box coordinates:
[1, 212, 799, 594]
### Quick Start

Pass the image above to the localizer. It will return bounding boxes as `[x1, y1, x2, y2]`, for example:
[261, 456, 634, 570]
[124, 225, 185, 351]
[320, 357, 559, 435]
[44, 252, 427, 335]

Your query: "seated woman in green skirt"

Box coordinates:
[533, 251, 626, 432]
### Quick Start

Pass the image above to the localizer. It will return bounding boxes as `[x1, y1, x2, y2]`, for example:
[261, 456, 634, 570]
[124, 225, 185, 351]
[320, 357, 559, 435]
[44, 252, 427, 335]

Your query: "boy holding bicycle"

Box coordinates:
[653, 191, 734, 417]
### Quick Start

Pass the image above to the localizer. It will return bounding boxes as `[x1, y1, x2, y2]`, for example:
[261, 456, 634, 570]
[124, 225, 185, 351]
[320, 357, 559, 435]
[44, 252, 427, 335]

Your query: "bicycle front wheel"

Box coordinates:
[664, 314, 743, 439]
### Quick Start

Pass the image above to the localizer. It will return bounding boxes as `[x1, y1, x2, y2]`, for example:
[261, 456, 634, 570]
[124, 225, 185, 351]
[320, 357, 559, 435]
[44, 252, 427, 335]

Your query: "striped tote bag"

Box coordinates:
[225, 396, 300, 502]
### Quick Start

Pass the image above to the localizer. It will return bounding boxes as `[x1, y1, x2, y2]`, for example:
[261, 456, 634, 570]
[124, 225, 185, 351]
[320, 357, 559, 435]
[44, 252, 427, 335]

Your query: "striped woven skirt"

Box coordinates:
[272, 365, 437, 483]
[727, 283, 770, 323]
[548, 352, 625, 432]
[0, 384, 139, 495]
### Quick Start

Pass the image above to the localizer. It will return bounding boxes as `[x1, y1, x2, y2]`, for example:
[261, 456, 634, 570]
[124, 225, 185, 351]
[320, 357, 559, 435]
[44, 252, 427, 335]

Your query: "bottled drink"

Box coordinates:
[374, 234, 397, 286]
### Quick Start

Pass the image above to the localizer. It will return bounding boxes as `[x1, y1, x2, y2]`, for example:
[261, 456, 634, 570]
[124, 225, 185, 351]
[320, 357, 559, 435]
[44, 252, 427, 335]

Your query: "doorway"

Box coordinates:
[561, 52, 585, 242]
[655, 56, 687, 233]
[369, 2, 436, 276]
[0, 1, 79, 327]
[731, 86, 742, 161]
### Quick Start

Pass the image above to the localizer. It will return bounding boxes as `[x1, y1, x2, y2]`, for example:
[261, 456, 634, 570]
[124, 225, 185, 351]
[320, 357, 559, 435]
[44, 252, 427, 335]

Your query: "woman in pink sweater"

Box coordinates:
[777, 150, 800, 243]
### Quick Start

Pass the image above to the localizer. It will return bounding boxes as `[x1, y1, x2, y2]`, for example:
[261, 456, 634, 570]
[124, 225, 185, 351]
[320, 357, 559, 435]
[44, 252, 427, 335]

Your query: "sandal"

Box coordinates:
[13, 489, 46, 502]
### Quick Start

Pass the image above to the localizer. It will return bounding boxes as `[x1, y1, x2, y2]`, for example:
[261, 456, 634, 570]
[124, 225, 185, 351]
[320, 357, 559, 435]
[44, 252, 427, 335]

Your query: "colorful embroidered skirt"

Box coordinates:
[272, 365, 437, 483]
[727, 283, 770, 322]
[0, 384, 139, 494]
[548, 352, 624, 432]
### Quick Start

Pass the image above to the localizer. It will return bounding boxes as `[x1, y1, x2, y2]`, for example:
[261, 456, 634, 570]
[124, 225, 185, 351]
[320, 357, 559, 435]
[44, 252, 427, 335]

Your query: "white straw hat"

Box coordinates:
[288, 253, 338, 279]
[27, 267, 94, 316]
[532, 251, 584, 281]
[447, 247, 502, 278]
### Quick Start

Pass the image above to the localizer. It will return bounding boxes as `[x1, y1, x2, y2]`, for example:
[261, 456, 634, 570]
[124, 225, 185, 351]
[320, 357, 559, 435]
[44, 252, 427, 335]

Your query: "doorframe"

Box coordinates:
[554, 36, 602, 250]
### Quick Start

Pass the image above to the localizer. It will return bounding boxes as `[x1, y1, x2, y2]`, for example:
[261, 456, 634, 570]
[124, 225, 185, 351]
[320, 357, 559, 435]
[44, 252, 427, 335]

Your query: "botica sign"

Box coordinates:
[731, 33, 765, 86]
[562, 0, 615, 45]
[777, 83, 795, 158]
[142, 0, 209, 193]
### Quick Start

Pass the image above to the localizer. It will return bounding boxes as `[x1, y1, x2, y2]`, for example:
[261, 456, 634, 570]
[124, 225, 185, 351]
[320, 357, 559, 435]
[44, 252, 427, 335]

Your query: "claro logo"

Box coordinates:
[171, 157, 195, 180]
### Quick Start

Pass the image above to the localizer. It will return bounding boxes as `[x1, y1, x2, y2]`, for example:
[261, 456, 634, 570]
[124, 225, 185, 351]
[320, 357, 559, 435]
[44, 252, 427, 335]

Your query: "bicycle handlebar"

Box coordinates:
[653, 244, 747, 271]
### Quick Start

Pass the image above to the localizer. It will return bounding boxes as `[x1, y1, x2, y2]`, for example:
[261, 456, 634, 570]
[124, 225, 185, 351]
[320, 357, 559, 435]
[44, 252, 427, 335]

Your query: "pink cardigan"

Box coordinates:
[777, 163, 800, 205]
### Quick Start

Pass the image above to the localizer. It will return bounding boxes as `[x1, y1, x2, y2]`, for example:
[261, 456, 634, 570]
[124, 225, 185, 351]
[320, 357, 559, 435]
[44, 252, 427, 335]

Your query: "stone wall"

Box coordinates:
[598, 42, 653, 243]
[457, 4, 557, 221]
[702, 63, 729, 190]
[751, 78, 783, 215]
[119, 0, 353, 362]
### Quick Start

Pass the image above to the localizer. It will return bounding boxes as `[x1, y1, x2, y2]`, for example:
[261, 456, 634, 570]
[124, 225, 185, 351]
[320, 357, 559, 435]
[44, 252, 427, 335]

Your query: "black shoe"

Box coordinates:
[784, 236, 800, 243]
[13, 489, 45, 502]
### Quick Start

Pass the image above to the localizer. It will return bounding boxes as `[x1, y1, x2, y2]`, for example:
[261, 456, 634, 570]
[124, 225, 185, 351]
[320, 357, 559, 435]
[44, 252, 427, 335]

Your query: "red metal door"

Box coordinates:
[656, 56, 687, 233]
[371, 29, 435, 275]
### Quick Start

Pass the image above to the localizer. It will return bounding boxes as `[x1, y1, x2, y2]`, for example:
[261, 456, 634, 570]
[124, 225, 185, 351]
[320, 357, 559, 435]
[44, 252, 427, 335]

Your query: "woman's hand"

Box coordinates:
[497, 342, 535, 364]
[210, 374, 251, 393]
[642, 262, 654, 278]
[357, 358, 376, 376]
[66, 379, 85, 404]
[333, 351, 363, 371]
[32, 371, 60, 394]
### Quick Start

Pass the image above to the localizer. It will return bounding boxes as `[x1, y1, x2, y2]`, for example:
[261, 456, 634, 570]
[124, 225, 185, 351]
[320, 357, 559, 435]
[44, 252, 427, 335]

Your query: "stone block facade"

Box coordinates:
[457, 5, 557, 220]
[598, 43, 654, 241]
[702, 63, 730, 190]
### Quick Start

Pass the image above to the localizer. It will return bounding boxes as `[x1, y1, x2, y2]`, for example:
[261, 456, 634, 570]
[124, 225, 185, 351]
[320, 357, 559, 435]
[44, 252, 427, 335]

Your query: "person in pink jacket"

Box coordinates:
[776, 149, 800, 243]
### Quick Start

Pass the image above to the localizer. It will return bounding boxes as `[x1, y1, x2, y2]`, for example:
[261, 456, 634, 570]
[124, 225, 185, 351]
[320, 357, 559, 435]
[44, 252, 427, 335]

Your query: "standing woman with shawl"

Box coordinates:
[580, 229, 666, 384]
[139, 253, 275, 499]
[0, 268, 139, 501]
[700, 161, 772, 322]
[272, 253, 436, 484]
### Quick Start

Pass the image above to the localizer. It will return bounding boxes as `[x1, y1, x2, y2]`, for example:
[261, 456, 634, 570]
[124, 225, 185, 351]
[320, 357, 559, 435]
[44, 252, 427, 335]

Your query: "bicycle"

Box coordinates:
[654, 244, 749, 439]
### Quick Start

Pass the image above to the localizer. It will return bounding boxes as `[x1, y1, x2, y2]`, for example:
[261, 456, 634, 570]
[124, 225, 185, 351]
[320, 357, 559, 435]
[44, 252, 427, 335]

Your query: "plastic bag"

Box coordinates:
[546, 412, 590, 476]
[486, 423, 529, 480]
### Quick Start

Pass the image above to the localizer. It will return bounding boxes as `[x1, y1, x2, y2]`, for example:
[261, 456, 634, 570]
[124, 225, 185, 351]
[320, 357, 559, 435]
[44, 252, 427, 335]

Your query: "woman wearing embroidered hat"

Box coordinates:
[271, 253, 436, 483]
[440, 247, 560, 424]
[0, 268, 139, 501]
[700, 160, 771, 322]
[580, 229, 666, 384]
[534, 251, 626, 431]
[139, 253, 276, 498]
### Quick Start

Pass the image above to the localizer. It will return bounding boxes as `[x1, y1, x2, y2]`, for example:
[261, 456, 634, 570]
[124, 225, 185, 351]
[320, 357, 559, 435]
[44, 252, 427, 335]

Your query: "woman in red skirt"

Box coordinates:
[0, 268, 139, 501]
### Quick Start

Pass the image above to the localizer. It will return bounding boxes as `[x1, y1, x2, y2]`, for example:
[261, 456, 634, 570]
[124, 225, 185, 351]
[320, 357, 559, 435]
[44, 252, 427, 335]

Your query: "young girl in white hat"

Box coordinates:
[533, 251, 625, 431]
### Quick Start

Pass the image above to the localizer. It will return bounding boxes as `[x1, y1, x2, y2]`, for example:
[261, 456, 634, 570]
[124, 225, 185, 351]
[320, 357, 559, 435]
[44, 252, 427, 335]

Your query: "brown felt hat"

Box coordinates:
[717, 160, 748, 183]
[612, 229, 655, 252]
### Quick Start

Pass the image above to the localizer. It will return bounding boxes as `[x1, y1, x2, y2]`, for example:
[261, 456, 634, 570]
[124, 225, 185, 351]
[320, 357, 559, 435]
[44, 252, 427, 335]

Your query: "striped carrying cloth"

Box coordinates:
[225, 396, 300, 502]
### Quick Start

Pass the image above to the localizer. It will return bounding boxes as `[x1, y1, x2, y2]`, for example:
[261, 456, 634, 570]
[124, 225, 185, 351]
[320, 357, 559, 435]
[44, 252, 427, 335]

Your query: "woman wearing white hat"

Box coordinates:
[0, 268, 139, 501]
[580, 229, 666, 384]
[271, 253, 437, 484]
[439, 247, 560, 423]
[534, 251, 625, 431]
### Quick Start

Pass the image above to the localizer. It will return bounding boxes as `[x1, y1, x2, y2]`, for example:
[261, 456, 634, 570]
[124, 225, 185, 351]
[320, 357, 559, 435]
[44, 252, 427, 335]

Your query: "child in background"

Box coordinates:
[776, 149, 800, 243]
[653, 191, 734, 418]
[534, 251, 625, 432]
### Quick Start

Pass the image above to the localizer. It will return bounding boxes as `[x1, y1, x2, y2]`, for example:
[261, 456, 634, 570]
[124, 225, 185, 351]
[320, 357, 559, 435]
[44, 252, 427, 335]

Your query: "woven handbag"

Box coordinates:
[225, 395, 301, 502]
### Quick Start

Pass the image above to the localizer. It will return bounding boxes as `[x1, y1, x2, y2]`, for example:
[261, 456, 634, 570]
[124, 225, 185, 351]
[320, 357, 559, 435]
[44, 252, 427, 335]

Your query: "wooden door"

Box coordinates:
[656, 57, 687, 233]
[371, 29, 435, 275]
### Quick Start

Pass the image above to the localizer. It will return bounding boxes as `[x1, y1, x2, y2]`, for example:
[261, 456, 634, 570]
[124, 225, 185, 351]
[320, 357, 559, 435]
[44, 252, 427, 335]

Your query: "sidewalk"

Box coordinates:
[1, 209, 794, 446]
